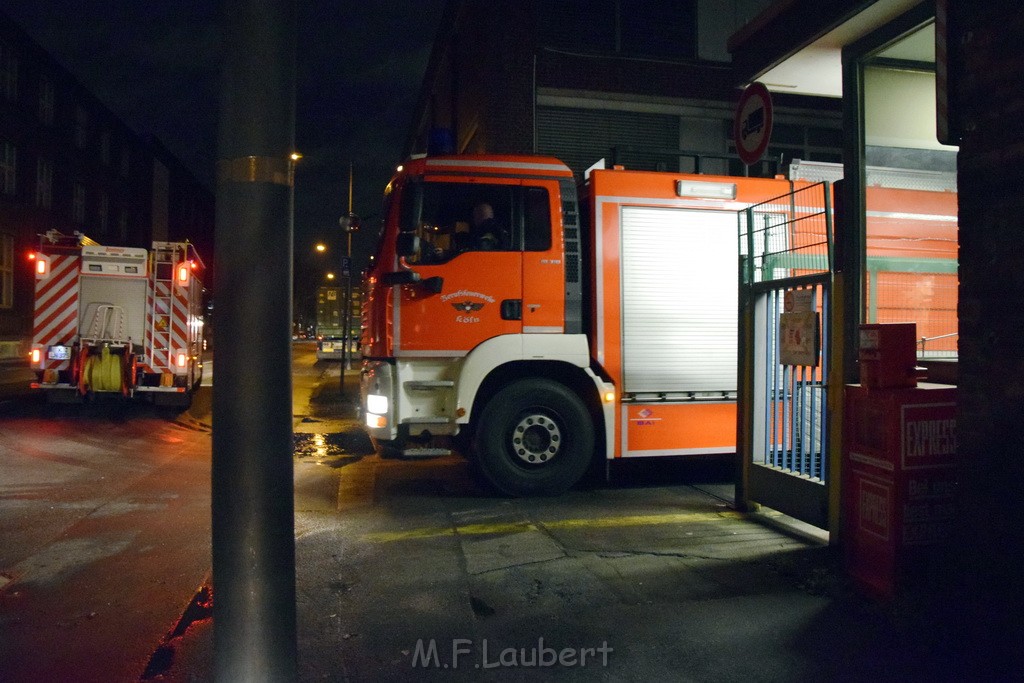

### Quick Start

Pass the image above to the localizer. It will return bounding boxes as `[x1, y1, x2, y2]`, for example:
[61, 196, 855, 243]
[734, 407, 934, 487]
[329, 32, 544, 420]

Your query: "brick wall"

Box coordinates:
[951, 2, 1024, 629]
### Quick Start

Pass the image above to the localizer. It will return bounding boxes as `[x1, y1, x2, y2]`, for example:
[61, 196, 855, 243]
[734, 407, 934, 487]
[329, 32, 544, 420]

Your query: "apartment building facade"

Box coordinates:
[0, 12, 213, 389]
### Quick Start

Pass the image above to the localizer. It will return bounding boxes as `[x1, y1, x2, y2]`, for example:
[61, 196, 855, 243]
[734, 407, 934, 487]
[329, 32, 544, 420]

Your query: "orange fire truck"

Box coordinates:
[360, 154, 957, 495]
[29, 231, 205, 405]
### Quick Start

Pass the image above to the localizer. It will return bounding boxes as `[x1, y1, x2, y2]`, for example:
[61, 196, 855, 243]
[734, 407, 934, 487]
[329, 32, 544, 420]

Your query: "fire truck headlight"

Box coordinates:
[366, 394, 388, 415]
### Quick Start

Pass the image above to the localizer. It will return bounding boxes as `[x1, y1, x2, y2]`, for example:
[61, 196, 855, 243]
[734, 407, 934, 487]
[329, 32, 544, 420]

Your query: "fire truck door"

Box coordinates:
[520, 182, 566, 334]
[394, 180, 523, 354]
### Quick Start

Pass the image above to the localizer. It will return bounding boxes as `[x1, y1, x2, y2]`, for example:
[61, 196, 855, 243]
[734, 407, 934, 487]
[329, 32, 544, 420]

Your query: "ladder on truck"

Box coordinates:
[148, 243, 187, 381]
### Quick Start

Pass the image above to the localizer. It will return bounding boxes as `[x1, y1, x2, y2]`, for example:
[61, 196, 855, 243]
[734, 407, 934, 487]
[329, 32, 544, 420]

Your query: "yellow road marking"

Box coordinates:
[364, 510, 747, 543]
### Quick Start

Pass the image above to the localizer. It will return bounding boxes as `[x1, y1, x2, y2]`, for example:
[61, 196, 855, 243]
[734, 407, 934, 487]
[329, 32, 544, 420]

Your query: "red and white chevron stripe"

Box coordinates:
[33, 255, 80, 371]
[170, 283, 190, 369]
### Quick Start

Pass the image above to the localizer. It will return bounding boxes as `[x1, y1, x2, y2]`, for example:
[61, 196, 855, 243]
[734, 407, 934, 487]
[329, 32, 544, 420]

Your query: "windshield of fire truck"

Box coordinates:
[395, 179, 552, 264]
[399, 181, 516, 264]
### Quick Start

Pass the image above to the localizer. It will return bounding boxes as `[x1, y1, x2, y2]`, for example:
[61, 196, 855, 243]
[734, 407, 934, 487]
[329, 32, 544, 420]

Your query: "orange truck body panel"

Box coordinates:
[585, 169, 805, 458]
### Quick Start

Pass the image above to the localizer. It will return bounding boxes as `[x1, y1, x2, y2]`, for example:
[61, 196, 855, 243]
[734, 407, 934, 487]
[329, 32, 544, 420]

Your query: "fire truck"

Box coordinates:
[360, 154, 957, 496]
[29, 231, 205, 405]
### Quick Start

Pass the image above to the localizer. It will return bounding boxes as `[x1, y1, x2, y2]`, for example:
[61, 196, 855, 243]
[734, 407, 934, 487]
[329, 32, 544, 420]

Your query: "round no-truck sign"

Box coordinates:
[734, 82, 773, 166]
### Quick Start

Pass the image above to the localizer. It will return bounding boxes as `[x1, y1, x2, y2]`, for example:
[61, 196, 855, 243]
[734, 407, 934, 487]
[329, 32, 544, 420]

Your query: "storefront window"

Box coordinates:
[862, 25, 959, 359]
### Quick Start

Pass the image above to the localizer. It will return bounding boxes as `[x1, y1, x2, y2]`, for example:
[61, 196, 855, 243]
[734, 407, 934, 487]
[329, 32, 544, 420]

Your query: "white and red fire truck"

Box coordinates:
[360, 154, 957, 496]
[30, 231, 205, 405]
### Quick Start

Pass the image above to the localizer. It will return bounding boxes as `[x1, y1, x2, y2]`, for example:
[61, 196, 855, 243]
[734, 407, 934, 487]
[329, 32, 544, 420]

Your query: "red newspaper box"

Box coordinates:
[858, 322, 918, 389]
[843, 383, 957, 598]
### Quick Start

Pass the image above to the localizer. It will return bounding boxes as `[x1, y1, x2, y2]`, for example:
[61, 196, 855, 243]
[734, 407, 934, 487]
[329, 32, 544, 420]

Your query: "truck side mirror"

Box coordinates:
[396, 233, 420, 257]
[381, 270, 421, 286]
[422, 276, 444, 294]
[380, 271, 443, 293]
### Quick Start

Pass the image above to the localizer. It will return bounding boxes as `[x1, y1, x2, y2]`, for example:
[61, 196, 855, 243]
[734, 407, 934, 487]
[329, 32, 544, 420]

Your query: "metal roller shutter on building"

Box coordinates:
[536, 107, 680, 176]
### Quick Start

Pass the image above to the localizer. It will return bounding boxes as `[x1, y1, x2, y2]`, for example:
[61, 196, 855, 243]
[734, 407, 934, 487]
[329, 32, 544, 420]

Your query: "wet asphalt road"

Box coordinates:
[0, 394, 212, 682]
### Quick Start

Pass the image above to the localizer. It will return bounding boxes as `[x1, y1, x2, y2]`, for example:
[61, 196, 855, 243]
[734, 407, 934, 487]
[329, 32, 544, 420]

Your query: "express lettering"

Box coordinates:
[860, 489, 888, 528]
[904, 419, 956, 458]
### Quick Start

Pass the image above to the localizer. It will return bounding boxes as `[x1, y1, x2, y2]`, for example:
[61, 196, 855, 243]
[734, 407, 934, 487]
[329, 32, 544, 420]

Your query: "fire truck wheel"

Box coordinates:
[472, 378, 594, 496]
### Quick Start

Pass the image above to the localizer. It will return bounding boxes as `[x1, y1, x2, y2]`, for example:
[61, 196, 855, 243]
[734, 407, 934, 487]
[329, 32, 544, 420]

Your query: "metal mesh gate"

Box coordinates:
[739, 182, 833, 529]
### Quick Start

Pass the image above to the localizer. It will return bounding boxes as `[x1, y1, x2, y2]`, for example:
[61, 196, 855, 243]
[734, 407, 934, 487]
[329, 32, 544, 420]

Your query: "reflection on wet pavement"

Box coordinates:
[292, 431, 373, 464]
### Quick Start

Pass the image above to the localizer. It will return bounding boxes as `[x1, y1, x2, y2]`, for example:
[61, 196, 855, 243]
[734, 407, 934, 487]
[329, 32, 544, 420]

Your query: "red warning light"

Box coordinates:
[35, 258, 48, 275]
[177, 263, 190, 284]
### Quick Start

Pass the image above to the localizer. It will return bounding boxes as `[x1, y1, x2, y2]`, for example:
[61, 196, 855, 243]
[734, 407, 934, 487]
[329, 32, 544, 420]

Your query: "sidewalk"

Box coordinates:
[156, 362, 1021, 681]
[161, 457, 1012, 681]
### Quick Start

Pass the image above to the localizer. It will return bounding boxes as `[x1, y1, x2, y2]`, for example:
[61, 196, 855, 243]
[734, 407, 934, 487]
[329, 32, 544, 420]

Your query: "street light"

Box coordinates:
[338, 211, 360, 387]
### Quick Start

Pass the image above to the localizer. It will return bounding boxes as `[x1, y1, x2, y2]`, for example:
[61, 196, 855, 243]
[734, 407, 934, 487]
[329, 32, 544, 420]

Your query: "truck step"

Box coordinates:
[401, 417, 452, 425]
[401, 447, 452, 458]
[405, 380, 455, 390]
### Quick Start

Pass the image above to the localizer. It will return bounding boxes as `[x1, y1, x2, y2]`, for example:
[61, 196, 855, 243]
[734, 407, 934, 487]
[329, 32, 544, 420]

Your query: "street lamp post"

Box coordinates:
[338, 161, 359, 397]
[338, 211, 359, 396]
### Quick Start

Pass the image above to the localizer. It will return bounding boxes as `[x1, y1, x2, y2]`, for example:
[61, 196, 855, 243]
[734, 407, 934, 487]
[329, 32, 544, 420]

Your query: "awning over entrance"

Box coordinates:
[728, 0, 929, 94]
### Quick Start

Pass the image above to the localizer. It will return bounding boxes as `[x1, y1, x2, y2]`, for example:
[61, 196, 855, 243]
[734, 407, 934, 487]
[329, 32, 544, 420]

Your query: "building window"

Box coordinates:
[75, 106, 89, 149]
[36, 158, 53, 209]
[38, 77, 54, 125]
[0, 42, 18, 101]
[1, 141, 15, 196]
[73, 183, 86, 223]
[620, 0, 696, 59]
[98, 192, 109, 233]
[539, 0, 616, 53]
[0, 233, 13, 309]
[538, 0, 696, 58]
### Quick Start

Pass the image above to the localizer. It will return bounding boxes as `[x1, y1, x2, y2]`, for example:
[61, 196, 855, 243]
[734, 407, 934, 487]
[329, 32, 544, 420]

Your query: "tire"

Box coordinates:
[472, 378, 594, 496]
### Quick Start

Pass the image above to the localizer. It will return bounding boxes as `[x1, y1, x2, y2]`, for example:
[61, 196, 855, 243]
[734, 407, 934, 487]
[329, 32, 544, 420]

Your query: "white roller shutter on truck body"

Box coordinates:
[620, 206, 738, 395]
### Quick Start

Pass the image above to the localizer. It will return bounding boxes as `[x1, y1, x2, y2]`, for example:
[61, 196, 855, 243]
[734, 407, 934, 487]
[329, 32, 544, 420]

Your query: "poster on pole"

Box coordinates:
[780, 289, 819, 366]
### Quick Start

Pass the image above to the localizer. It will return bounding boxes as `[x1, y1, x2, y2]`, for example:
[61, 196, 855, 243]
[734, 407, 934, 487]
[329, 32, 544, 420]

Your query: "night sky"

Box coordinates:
[5, 2, 445, 304]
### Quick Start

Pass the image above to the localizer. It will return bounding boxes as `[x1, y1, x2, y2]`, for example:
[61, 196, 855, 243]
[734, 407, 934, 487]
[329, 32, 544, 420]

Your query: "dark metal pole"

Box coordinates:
[339, 251, 348, 396]
[213, 0, 297, 680]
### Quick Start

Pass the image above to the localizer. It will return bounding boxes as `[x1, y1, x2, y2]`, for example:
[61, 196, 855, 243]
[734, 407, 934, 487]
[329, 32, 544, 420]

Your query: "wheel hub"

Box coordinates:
[511, 414, 561, 465]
